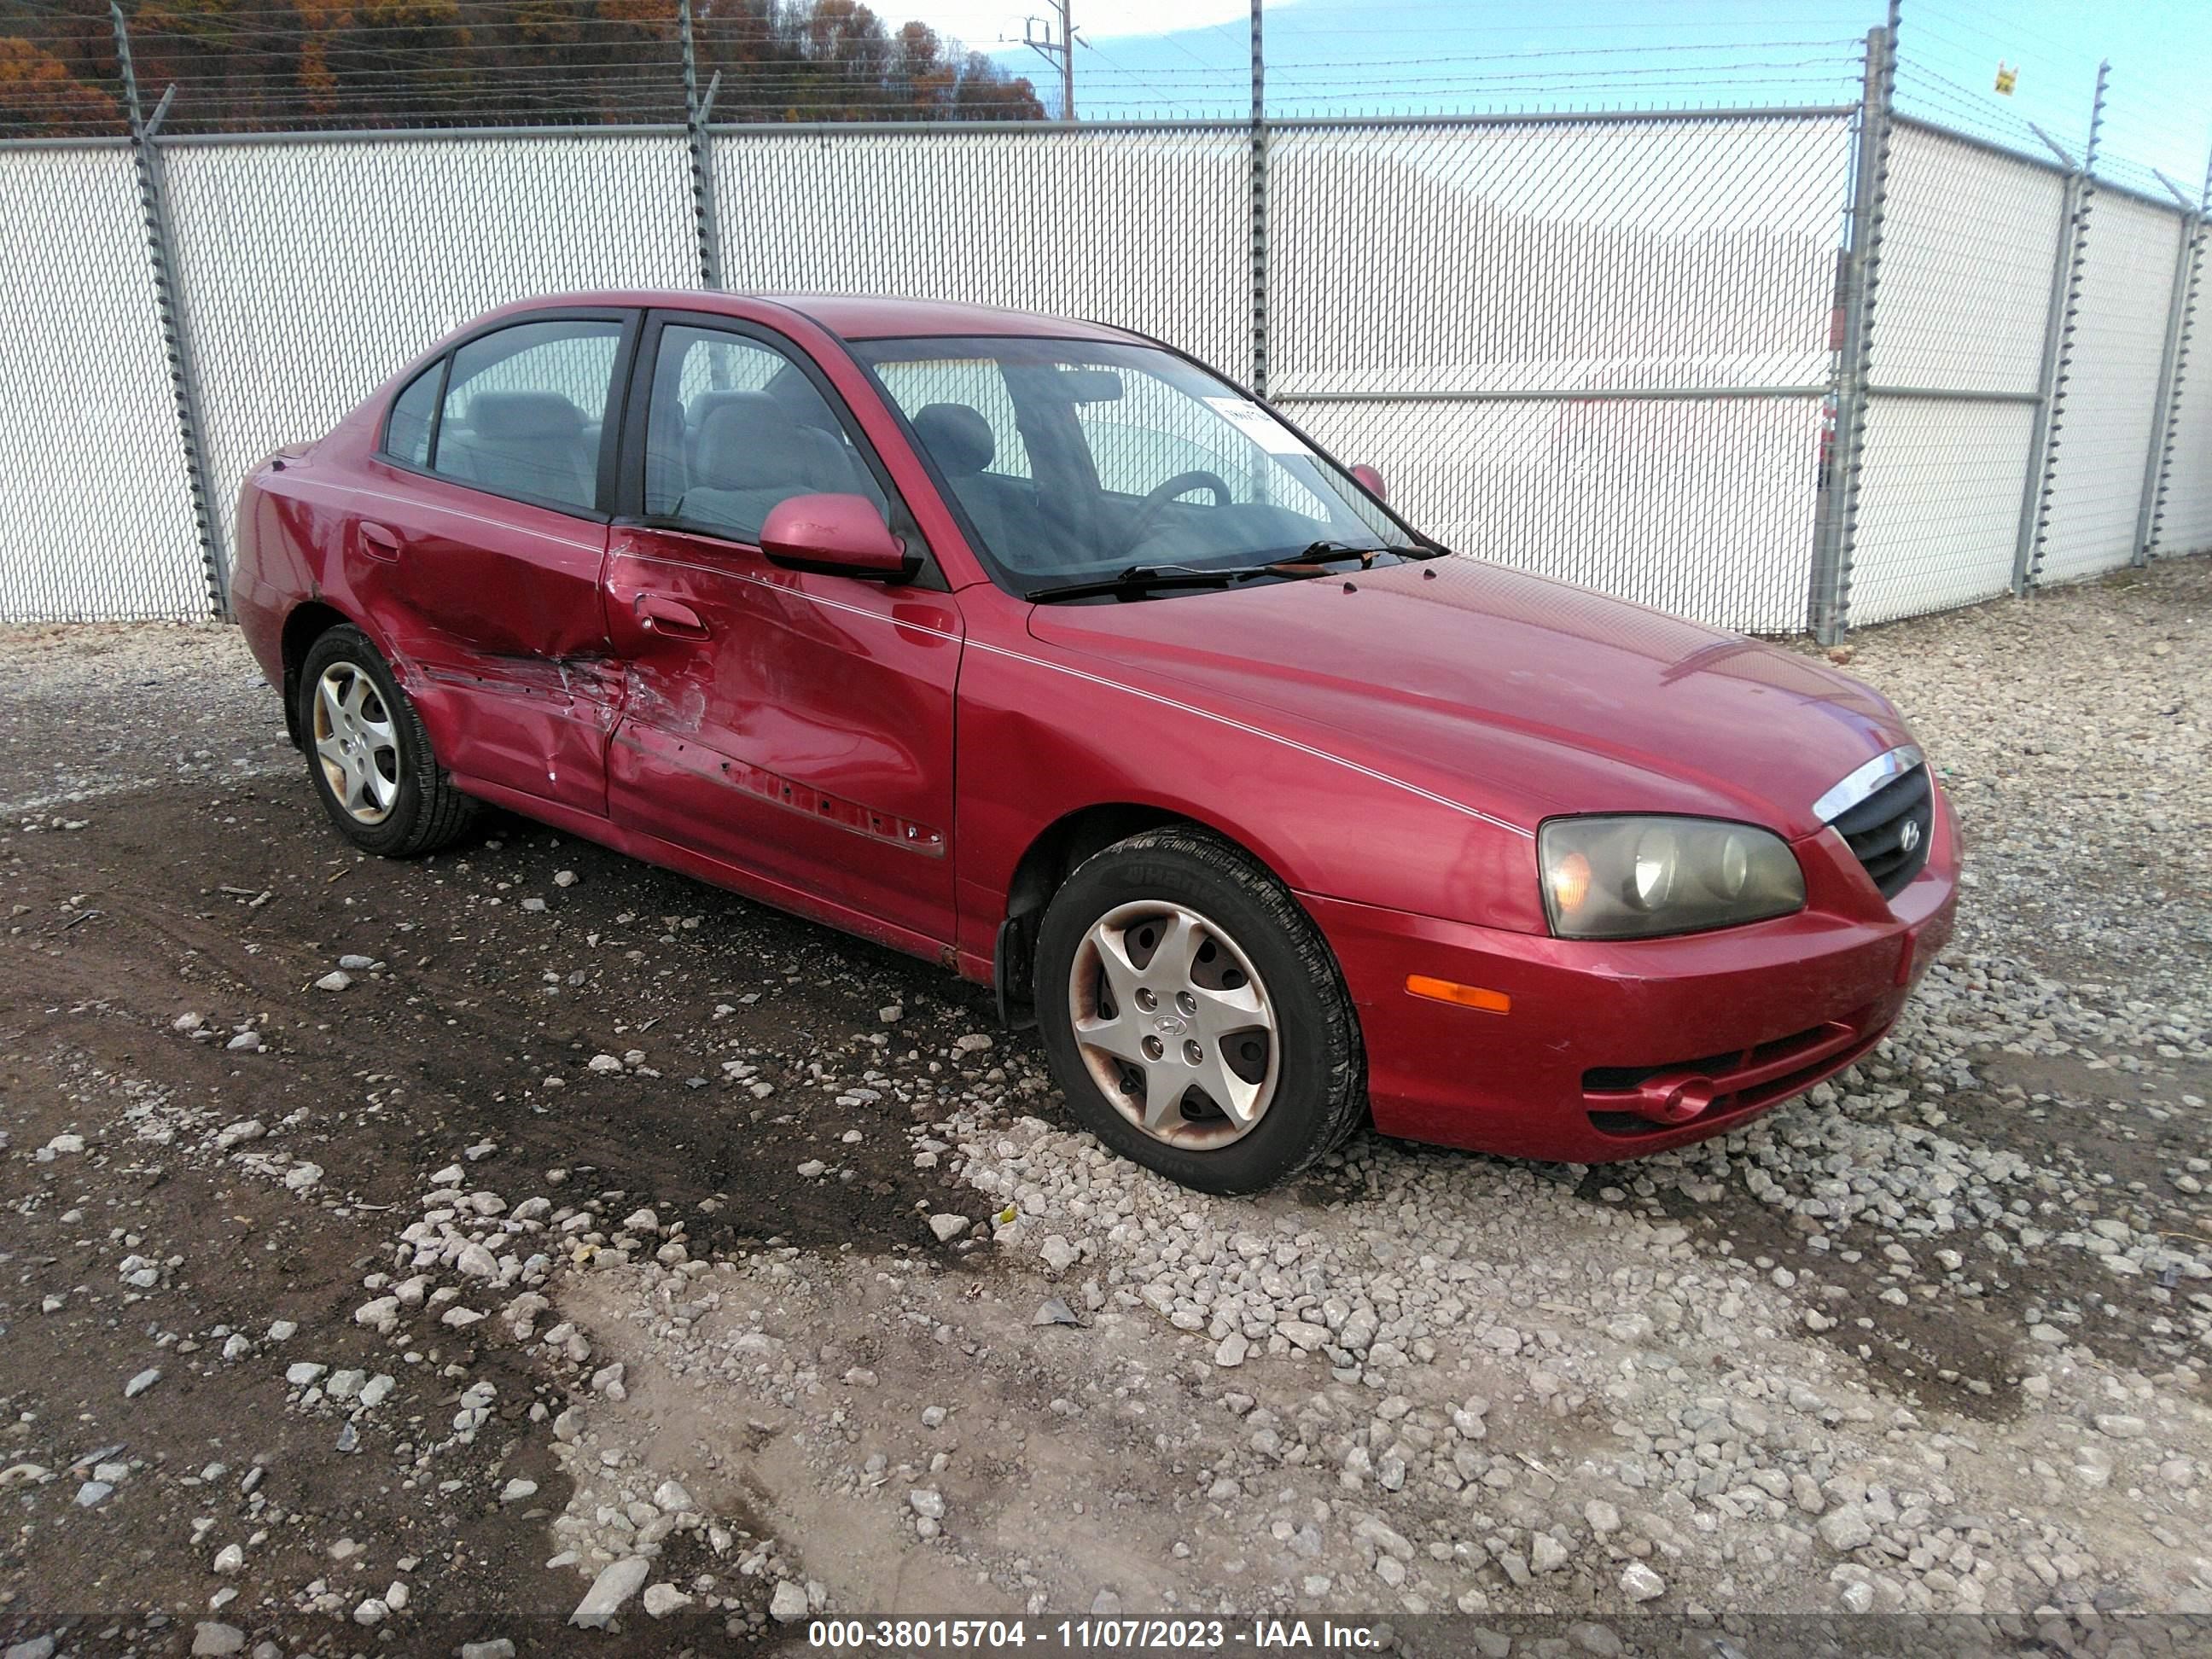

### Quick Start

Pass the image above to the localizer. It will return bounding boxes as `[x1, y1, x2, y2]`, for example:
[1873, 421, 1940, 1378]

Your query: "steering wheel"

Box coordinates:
[1123, 470, 1232, 554]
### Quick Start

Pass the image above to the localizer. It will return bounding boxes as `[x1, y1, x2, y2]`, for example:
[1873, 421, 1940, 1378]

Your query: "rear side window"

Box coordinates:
[384, 364, 440, 468]
[431, 319, 623, 512]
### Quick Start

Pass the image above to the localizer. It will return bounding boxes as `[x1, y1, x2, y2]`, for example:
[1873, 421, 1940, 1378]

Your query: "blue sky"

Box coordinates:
[910, 0, 2211, 195]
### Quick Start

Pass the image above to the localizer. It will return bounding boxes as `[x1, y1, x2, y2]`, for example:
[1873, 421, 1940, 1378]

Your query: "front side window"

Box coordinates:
[643, 324, 888, 545]
[430, 319, 622, 512]
[856, 335, 1415, 597]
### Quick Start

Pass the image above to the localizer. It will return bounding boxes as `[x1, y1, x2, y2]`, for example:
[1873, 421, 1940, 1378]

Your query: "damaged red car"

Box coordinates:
[231, 292, 1958, 1194]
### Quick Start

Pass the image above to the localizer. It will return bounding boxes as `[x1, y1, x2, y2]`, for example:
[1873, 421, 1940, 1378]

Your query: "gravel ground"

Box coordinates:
[0, 560, 2207, 1656]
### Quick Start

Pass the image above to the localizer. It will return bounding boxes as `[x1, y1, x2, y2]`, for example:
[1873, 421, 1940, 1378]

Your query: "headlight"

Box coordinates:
[1540, 816, 1804, 940]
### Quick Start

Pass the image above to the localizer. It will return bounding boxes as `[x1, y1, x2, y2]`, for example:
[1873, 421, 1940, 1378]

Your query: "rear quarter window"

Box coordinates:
[383, 364, 441, 467]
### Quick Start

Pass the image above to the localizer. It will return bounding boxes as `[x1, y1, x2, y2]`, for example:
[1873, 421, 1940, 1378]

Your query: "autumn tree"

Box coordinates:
[0, 33, 115, 131]
[0, 0, 1045, 134]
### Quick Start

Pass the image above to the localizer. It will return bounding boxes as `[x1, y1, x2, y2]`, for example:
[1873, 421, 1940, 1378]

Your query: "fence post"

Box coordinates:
[2011, 61, 2107, 596]
[110, 2, 226, 620]
[2133, 154, 2211, 564]
[1249, 0, 1268, 399]
[1806, 9, 1896, 644]
[678, 0, 723, 289]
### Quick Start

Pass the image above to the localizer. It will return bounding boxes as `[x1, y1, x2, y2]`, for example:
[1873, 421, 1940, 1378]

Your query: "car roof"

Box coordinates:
[493, 289, 1145, 344]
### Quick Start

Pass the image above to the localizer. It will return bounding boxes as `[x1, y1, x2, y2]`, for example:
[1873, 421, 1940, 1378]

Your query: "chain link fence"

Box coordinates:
[2, 29, 2206, 633]
[0, 143, 201, 621]
[1268, 112, 1849, 634]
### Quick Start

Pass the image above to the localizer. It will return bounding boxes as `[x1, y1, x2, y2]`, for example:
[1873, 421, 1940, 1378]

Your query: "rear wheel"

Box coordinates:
[1033, 826, 1364, 1194]
[295, 624, 476, 857]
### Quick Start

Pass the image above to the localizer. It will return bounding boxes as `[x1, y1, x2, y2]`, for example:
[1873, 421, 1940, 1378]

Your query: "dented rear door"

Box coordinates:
[346, 310, 633, 817]
[353, 469, 618, 816]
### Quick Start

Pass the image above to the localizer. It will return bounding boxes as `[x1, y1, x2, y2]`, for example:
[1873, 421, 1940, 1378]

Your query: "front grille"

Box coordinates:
[1830, 763, 1934, 899]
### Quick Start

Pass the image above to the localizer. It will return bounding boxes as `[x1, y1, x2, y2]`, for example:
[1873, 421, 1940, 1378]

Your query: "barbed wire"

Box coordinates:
[0, 0, 2200, 183]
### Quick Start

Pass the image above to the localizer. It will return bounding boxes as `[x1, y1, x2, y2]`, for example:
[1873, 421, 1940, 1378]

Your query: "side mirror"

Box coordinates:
[759, 493, 916, 581]
[1349, 463, 1388, 504]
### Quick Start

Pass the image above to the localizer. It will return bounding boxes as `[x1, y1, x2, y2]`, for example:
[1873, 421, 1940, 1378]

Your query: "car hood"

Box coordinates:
[1025, 556, 1912, 840]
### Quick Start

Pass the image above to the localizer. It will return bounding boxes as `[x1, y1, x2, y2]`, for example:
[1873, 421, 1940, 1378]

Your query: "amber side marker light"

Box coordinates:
[1406, 975, 1511, 1015]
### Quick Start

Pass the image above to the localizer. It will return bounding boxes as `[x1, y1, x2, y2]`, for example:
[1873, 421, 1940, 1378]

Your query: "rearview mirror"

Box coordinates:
[1058, 367, 1125, 403]
[759, 493, 917, 581]
[1349, 463, 1388, 503]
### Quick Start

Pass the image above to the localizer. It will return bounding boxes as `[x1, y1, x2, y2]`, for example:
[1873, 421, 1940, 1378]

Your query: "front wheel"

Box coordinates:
[1033, 826, 1365, 1194]
[295, 624, 476, 857]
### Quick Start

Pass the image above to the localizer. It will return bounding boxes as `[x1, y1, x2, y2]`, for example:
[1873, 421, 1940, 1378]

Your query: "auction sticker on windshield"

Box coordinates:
[1203, 395, 1310, 454]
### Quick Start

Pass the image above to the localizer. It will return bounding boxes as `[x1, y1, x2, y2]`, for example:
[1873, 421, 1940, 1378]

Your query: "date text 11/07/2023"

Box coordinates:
[806, 1617, 1385, 1650]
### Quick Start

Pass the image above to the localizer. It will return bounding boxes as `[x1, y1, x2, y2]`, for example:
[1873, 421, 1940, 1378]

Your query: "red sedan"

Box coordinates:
[230, 293, 1958, 1194]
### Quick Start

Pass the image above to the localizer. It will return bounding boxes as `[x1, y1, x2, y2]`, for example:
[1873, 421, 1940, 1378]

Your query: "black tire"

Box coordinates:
[295, 623, 477, 857]
[1033, 825, 1365, 1195]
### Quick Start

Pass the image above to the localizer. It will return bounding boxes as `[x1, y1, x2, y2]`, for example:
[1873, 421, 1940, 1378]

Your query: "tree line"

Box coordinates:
[0, 0, 1048, 136]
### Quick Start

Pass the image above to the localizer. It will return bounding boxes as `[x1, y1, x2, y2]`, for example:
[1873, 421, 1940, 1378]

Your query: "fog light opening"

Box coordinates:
[1637, 1077, 1716, 1126]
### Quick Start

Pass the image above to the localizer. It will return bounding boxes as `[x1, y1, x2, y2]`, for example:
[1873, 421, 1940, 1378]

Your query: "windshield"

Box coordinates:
[853, 335, 1423, 597]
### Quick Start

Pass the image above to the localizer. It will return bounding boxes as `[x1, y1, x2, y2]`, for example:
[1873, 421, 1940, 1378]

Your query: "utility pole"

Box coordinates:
[1022, 1, 1077, 121]
[1250, 0, 1266, 398]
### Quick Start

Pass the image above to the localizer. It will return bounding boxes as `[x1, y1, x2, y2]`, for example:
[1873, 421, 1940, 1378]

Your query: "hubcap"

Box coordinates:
[1068, 902, 1278, 1150]
[311, 661, 400, 824]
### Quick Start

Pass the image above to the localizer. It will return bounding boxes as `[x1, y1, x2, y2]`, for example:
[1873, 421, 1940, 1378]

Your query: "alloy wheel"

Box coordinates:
[311, 661, 400, 824]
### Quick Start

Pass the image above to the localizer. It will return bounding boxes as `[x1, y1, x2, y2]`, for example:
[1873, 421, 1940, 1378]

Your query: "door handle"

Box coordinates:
[358, 521, 402, 562]
[635, 593, 709, 640]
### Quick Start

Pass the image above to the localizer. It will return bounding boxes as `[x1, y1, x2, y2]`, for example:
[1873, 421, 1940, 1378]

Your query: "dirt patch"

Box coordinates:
[0, 756, 1016, 1648]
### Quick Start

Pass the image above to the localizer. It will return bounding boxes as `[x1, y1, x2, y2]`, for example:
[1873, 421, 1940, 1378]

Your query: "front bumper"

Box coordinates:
[1301, 783, 1959, 1163]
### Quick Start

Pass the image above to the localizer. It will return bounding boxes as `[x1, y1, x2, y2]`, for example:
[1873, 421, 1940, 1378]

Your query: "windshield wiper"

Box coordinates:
[1025, 562, 1284, 602]
[1294, 539, 1450, 565]
[1023, 544, 1425, 603]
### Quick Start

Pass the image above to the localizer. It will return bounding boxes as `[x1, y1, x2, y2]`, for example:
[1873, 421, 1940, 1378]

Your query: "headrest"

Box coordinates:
[467, 391, 584, 441]
[694, 392, 830, 492]
[911, 403, 994, 477]
[687, 387, 761, 430]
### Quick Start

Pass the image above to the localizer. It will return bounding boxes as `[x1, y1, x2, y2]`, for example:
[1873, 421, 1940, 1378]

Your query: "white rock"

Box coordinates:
[569, 1557, 651, 1628]
[1621, 1562, 1667, 1602]
[315, 971, 352, 992]
[770, 1580, 810, 1622]
[928, 1214, 969, 1242]
[654, 1479, 696, 1513]
[642, 1583, 694, 1618]
[1817, 1510, 1874, 1552]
